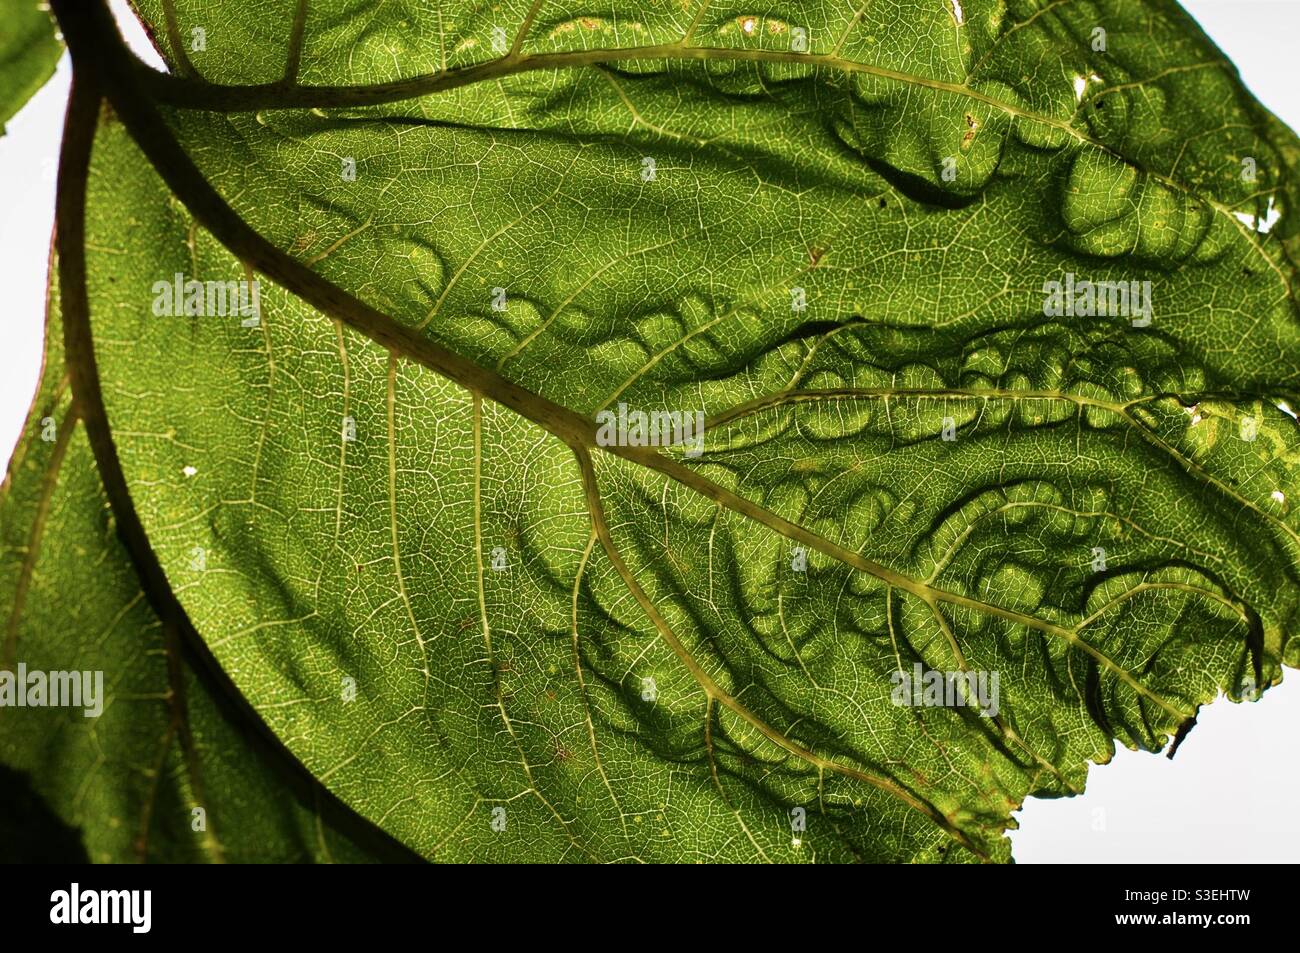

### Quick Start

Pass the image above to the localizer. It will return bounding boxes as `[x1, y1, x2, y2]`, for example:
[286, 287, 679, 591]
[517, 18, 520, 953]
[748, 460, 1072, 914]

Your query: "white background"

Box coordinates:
[0, 1, 1296, 862]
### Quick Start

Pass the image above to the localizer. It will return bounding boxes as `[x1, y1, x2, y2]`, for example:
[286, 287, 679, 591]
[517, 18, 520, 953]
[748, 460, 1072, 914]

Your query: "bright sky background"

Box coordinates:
[0, 0, 1296, 863]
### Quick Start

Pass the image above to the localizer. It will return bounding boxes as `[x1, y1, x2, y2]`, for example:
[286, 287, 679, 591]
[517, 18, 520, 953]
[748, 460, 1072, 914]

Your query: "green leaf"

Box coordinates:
[0, 0, 62, 133]
[0, 259, 416, 863]
[6, 0, 1300, 862]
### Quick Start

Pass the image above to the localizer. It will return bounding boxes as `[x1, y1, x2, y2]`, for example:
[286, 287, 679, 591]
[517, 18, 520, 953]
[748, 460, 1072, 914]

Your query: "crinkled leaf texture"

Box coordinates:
[3, 0, 1300, 863]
